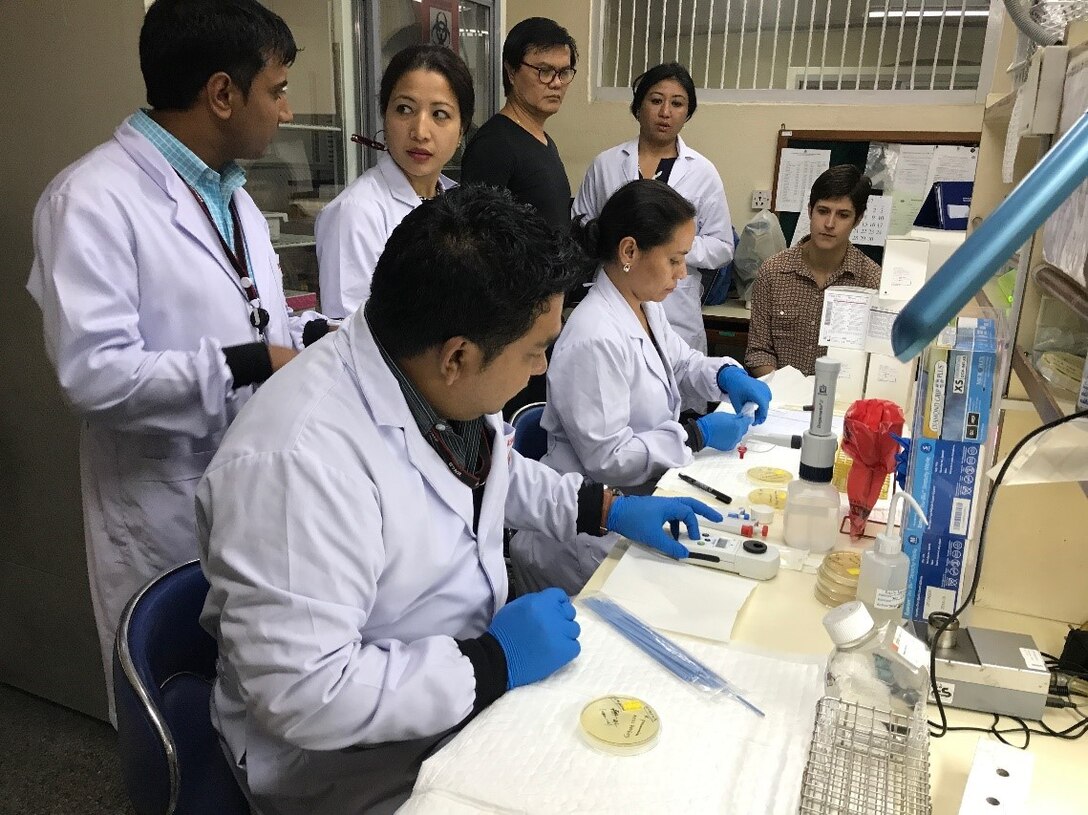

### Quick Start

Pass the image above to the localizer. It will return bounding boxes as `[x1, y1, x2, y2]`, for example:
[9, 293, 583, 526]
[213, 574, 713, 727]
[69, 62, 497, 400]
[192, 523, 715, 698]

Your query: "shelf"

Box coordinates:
[1010, 347, 1079, 423]
[983, 90, 1017, 123]
[271, 233, 317, 250]
[279, 123, 343, 133]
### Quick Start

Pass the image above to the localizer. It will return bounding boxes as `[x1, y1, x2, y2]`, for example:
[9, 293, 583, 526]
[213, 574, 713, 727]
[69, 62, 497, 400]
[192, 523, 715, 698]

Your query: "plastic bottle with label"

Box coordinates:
[822, 600, 931, 720]
[856, 492, 929, 627]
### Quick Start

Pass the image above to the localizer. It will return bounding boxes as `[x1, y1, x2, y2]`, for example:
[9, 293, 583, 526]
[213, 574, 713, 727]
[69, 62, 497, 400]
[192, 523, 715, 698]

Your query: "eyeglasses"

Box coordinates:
[520, 62, 577, 85]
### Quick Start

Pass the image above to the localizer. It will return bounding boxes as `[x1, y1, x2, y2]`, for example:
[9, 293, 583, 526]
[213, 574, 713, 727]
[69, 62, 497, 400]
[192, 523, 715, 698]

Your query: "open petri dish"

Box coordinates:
[579, 695, 661, 756]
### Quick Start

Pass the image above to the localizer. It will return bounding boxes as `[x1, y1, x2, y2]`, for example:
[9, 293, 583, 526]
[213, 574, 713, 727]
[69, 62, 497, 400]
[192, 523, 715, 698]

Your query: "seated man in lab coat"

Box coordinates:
[26, 0, 328, 722]
[198, 185, 722, 815]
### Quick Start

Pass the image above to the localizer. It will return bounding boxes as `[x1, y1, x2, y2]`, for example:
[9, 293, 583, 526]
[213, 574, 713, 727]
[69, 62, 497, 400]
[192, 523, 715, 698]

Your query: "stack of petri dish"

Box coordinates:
[814, 550, 862, 607]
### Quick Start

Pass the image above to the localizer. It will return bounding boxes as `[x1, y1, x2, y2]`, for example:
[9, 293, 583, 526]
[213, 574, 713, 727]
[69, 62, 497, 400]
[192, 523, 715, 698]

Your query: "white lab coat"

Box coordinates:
[509, 270, 737, 594]
[198, 310, 586, 815]
[572, 137, 734, 360]
[26, 116, 314, 718]
[315, 152, 456, 319]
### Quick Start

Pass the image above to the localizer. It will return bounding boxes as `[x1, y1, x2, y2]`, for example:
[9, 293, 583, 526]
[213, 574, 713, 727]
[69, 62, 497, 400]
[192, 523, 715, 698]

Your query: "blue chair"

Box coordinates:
[114, 560, 249, 815]
[510, 401, 548, 461]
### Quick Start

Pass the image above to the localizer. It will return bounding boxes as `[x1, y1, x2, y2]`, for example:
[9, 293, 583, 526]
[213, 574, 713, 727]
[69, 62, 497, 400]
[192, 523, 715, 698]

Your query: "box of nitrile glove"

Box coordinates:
[901, 437, 985, 620]
[941, 318, 997, 443]
[903, 530, 971, 620]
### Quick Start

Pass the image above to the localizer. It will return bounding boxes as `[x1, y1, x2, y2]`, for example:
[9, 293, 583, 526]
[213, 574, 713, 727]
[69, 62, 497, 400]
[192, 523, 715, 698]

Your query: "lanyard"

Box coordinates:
[179, 176, 270, 335]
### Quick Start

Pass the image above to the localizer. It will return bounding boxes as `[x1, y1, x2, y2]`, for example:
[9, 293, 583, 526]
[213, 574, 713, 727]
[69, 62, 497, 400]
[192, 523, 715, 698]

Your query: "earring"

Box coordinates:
[622, 263, 631, 273]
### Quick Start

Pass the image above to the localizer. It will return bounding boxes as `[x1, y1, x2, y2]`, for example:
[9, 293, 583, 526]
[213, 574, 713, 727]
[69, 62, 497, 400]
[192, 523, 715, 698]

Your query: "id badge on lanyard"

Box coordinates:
[180, 178, 270, 336]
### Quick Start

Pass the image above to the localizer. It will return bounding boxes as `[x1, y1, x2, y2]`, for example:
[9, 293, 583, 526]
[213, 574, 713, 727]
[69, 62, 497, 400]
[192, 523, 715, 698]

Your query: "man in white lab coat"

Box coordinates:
[26, 0, 328, 721]
[198, 185, 721, 815]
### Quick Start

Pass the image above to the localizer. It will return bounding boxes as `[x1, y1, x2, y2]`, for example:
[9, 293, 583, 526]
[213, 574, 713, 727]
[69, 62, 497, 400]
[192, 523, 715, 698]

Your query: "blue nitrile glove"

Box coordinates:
[695, 412, 753, 452]
[487, 587, 581, 689]
[890, 433, 911, 490]
[606, 495, 724, 559]
[717, 365, 772, 425]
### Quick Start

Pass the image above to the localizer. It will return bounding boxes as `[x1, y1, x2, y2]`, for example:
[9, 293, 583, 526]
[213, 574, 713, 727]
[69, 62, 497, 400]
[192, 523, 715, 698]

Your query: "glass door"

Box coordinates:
[241, 0, 360, 310]
[359, 0, 500, 179]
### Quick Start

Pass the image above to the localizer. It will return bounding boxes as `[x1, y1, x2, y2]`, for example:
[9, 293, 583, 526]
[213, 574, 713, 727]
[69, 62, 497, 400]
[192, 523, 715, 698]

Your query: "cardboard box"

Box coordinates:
[902, 440, 986, 619]
[903, 531, 971, 621]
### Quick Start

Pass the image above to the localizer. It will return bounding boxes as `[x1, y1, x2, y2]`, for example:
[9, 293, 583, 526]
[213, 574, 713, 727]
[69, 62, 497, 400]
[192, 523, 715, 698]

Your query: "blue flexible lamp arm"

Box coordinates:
[892, 110, 1088, 361]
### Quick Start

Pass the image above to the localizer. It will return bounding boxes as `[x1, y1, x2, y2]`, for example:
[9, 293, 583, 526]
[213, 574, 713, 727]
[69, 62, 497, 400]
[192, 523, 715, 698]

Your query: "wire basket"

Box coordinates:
[1031, 0, 1088, 38]
[1011, 1, 1088, 86]
[798, 697, 931, 815]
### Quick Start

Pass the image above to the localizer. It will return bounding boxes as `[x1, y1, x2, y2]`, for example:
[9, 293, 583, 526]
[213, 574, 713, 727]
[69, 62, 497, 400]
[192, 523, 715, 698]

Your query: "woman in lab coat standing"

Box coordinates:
[316, 45, 473, 318]
[509, 180, 770, 595]
[572, 63, 733, 366]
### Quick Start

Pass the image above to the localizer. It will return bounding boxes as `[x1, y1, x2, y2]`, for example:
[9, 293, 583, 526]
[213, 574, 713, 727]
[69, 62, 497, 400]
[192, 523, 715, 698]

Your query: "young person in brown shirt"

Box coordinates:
[745, 165, 881, 377]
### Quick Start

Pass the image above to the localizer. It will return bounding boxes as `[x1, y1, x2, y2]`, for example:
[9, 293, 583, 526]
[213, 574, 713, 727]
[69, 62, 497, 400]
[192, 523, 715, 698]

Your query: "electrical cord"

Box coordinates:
[926, 408, 1088, 746]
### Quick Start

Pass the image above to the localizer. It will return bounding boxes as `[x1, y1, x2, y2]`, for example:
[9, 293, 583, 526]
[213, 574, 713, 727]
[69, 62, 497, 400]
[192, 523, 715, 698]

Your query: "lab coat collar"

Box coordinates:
[376, 152, 456, 209]
[591, 270, 678, 404]
[338, 310, 501, 534]
[113, 118, 248, 292]
[618, 135, 694, 186]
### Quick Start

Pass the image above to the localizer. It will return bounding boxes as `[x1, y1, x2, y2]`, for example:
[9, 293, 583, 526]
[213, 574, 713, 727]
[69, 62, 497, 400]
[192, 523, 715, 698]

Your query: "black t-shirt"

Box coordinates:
[460, 114, 572, 232]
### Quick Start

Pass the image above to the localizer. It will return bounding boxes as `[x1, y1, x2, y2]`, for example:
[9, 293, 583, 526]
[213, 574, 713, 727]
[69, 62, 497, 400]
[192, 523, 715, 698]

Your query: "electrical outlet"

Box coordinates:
[751, 189, 771, 210]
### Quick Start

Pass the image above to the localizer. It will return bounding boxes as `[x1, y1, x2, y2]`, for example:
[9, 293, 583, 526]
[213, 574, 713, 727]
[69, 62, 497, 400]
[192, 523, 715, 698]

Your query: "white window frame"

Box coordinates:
[591, 0, 1005, 105]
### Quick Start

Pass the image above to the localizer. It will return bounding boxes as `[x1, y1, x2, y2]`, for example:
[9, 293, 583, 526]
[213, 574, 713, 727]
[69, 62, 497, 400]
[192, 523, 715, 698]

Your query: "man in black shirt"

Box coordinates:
[462, 17, 578, 415]
[461, 17, 576, 232]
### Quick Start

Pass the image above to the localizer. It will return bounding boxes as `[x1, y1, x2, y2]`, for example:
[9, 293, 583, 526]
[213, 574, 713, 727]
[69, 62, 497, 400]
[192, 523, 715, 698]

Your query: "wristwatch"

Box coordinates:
[600, 486, 623, 535]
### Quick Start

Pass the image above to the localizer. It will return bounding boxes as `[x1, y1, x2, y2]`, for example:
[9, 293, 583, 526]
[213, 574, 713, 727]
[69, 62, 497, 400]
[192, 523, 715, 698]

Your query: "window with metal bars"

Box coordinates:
[596, 0, 1000, 100]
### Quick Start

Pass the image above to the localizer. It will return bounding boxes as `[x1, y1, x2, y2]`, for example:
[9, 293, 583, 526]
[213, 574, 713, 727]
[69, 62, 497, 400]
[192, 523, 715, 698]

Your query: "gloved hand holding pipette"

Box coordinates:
[717, 366, 771, 424]
[695, 412, 752, 451]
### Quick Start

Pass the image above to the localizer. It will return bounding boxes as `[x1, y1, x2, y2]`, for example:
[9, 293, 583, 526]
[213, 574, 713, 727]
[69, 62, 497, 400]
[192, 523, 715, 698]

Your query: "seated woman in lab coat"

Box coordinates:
[316, 44, 472, 318]
[509, 180, 771, 595]
[572, 63, 733, 367]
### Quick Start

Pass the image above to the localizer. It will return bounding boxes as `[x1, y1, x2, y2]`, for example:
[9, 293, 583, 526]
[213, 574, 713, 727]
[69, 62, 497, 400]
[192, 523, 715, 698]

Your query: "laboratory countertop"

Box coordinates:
[583, 518, 1087, 814]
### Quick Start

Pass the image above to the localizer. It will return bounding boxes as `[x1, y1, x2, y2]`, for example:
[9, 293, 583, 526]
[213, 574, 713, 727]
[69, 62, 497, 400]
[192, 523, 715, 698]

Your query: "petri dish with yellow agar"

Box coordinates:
[747, 466, 794, 486]
[579, 695, 660, 756]
[814, 551, 862, 607]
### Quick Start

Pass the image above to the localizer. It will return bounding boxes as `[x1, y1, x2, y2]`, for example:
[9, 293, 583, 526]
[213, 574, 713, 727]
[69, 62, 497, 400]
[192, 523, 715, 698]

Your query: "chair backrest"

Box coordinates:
[113, 560, 249, 815]
[510, 401, 548, 461]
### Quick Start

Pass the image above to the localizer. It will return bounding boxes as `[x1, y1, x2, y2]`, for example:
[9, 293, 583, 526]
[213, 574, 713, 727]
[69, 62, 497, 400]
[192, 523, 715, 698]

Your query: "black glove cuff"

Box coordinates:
[302, 319, 330, 347]
[685, 418, 706, 453]
[455, 633, 508, 714]
[222, 342, 273, 388]
[577, 480, 606, 537]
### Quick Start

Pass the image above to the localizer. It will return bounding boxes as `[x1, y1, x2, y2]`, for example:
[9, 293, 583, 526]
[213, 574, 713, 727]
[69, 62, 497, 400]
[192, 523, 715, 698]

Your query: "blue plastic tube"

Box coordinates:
[892, 111, 1088, 361]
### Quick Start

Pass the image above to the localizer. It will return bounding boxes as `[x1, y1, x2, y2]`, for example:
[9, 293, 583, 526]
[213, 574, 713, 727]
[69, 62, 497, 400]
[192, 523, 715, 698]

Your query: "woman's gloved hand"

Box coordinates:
[717, 365, 772, 424]
[606, 495, 723, 558]
[695, 412, 752, 452]
[487, 587, 580, 689]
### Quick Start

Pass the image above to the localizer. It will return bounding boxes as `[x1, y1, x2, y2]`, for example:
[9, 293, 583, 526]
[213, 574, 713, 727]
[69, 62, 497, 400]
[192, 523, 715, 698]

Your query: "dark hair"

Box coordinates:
[573, 180, 696, 264]
[379, 45, 475, 136]
[368, 185, 583, 363]
[630, 62, 697, 120]
[808, 165, 873, 219]
[140, 0, 296, 111]
[501, 17, 578, 95]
